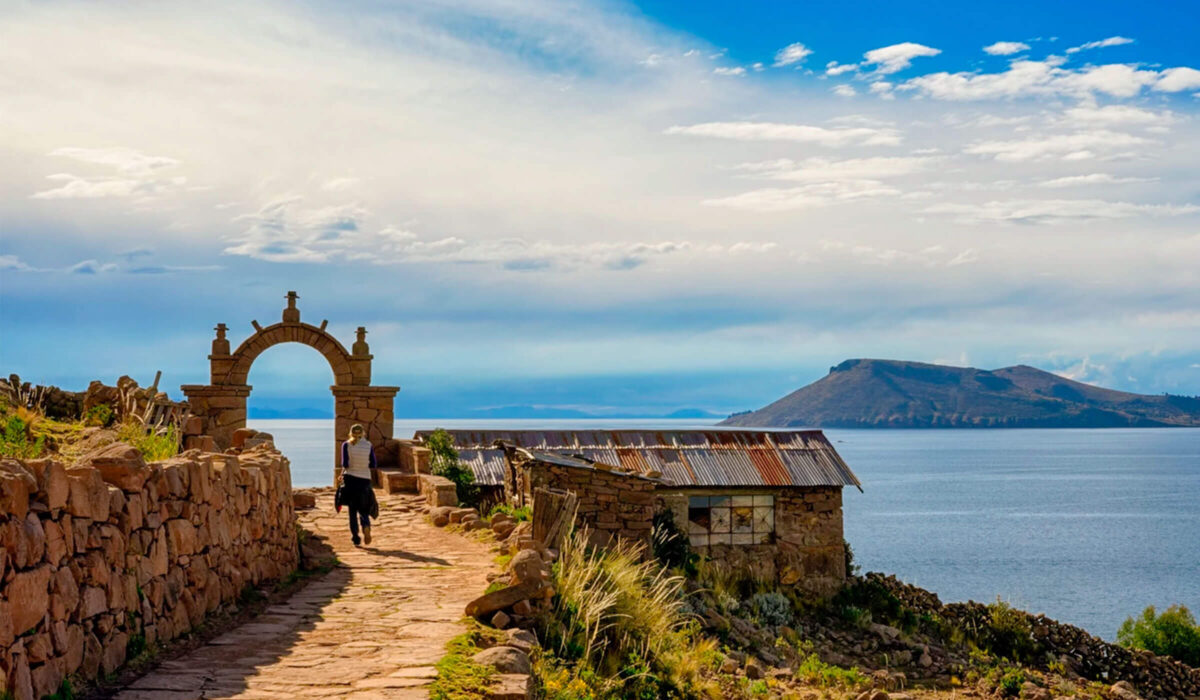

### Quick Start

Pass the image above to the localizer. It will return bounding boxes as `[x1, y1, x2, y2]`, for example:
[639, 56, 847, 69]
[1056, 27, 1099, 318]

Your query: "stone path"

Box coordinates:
[113, 489, 495, 699]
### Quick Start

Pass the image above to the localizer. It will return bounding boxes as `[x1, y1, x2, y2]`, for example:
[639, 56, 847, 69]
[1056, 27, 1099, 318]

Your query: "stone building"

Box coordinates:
[416, 429, 861, 596]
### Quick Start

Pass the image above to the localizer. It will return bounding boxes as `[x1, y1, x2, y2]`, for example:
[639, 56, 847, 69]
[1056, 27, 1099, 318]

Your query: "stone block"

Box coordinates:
[10, 564, 51, 635]
[87, 443, 150, 492]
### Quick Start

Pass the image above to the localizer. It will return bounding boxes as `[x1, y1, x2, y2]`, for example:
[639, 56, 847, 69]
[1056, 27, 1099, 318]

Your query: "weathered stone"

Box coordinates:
[1110, 682, 1142, 700]
[10, 564, 51, 635]
[488, 674, 532, 700]
[81, 586, 107, 618]
[0, 468, 31, 520]
[504, 628, 537, 654]
[511, 599, 533, 616]
[465, 581, 542, 618]
[745, 657, 764, 679]
[66, 468, 110, 521]
[293, 492, 316, 509]
[472, 646, 531, 675]
[166, 518, 197, 557]
[491, 610, 512, 629]
[87, 443, 150, 492]
[509, 550, 545, 585]
[30, 656, 66, 700]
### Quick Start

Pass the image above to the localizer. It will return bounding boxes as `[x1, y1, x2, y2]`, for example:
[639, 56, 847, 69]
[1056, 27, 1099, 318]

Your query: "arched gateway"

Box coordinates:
[181, 292, 400, 467]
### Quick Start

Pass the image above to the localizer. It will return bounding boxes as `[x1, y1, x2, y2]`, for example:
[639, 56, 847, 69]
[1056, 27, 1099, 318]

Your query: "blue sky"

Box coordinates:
[1, 0, 1199, 417]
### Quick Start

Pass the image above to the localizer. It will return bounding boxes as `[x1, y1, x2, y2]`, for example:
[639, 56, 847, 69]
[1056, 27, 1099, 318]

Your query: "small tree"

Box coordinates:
[1118, 605, 1200, 666]
[426, 428, 480, 508]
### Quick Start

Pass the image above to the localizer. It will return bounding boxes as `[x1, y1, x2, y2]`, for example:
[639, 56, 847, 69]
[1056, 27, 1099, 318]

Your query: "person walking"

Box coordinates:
[339, 423, 377, 546]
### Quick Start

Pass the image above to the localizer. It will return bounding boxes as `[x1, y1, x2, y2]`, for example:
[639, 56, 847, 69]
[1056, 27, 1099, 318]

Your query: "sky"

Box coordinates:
[1, 0, 1198, 417]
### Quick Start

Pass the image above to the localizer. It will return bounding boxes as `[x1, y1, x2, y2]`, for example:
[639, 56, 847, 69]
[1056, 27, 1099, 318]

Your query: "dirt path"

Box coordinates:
[113, 489, 494, 699]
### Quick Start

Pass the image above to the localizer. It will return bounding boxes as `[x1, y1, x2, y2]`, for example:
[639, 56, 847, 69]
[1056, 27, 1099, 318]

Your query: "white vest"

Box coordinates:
[344, 439, 373, 480]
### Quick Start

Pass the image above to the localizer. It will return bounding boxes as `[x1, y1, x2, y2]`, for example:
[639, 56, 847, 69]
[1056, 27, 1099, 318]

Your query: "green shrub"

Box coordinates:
[1, 415, 45, 459]
[994, 667, 1027, 696]
[490, 503, 531, 522]
[844, 539, 860, 577]
[427, 428, 480, 508]
[793, 654, 867, 689]
[1117, 605, 1200, 666]
[750, 592, 793, 627]
[983, 599, 1035, 663]
[85, 403, 114, 427]
[116, 421, 179, 461]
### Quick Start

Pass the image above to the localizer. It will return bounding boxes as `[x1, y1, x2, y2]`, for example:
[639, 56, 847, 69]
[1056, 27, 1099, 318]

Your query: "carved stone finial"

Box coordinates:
[352, 326, 370, 356]
[212, 323, 231, 355]
[283, 291, 300, 323]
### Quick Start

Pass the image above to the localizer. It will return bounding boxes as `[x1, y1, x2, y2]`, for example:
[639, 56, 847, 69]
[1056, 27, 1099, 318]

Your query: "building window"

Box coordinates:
[687, 494, 774, 546]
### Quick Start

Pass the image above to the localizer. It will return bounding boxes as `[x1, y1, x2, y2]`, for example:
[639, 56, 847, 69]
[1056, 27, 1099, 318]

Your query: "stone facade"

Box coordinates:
[181, 293, 400, 471]
[659, 487, 846, 596]
[0, 442, 297, 700]
[520, 459, 656, 548]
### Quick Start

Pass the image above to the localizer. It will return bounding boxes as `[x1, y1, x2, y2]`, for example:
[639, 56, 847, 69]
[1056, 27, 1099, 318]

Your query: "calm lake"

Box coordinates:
[251, 419, 1200, 640]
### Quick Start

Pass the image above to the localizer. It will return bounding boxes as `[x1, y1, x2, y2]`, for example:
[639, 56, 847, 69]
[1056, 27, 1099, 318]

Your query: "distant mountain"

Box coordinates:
[721, 359, 1200, 429]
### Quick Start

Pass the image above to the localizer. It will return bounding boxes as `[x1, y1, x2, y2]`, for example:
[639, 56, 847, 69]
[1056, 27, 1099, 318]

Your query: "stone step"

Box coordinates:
[380, 469, 419, 494]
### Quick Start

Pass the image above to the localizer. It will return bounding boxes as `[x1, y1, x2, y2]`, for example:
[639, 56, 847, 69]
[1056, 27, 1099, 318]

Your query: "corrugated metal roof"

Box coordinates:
[410, 429, 861, 490]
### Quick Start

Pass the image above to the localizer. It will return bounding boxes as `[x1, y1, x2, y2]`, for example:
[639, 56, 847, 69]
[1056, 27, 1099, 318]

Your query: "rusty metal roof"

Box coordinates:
[410, 429, 861, 490]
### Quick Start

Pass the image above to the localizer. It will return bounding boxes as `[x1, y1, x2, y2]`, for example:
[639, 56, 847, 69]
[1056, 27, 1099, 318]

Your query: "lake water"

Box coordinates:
[251, 419, 1200, 640]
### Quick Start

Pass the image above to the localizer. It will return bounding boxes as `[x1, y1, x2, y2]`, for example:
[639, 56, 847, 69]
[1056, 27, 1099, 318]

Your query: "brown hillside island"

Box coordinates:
[414, 429, 861, 596]
[723, 358, 1200, 428]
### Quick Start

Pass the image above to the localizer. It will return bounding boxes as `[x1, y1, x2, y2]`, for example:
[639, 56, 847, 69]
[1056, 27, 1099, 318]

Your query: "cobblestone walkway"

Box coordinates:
[114, 489, 494, 699]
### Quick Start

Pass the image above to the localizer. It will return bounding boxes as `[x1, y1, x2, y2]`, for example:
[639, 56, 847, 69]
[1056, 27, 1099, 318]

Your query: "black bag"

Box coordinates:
[334, 482, 344, 513]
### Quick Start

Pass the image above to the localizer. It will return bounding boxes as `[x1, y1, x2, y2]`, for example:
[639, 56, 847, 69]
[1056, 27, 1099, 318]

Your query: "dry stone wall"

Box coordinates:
[522, 462, 656, 548]
[0, 442, 298, 700]
[869, 573, 1200, 699]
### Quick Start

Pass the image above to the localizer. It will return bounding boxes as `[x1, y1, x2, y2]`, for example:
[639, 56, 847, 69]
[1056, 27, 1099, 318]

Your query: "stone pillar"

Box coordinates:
[330, 385, 399, 476]
[180, 384, 251, 450]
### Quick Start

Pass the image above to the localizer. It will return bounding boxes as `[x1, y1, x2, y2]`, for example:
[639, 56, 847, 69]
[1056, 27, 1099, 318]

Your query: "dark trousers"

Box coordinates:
[343, 474, 372, 541]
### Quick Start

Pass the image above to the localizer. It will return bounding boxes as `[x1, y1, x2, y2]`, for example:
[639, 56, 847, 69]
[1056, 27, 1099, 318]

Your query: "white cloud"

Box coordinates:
[1037, 173, 1158, 188]
[0, 255, 33, 271]
[832, 84, 856, 97]
[69, 259, 118, 274]
[899, 58, 1164, 100]
[1155, 67, 1200, 93]
[862, 42, 941, 75]
[869, 81, 895, 99]
[713, 66, 746, 76]
[964, 130, 1150, 161]
[750, 62, 764, 72]
[321, 177, 360, 192]
[703, 181, 903, 212]
[924, 199, 1199, 224]
[1065, 36, 1133, 54]
[983, 41, 1030, 56]
[30, 147, 186, 200]
[733, 156, 935, 182]
[1060, 105, 1176, 129]
[664, 121, 902, 146]
[825, 61, 857, 76]
[773, 42, 812, 67]
[819, 239, 978, 267]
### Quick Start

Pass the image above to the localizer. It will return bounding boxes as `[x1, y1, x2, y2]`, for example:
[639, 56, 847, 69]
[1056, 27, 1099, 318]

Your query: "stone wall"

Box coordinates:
[0, 442, 298, 700]
[521, 462, 656, 548]
[869, 573, 1200, 699]
[659, 487, 846, 597]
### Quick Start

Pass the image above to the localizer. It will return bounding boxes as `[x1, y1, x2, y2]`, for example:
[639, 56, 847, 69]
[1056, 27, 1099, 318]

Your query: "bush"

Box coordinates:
[793, 654, 867, 689]
[85, 403, 114, 427]
[1117, 604, 1200, 666]
[536, 528, 719, 698]
[844, 539, 860, 577]
[116, 421, 180, 461]
[982, 599, 1036, 663]
[426, 428, 480, 508]
[1, 414, 45, 459]
[750, 592, 793, 627]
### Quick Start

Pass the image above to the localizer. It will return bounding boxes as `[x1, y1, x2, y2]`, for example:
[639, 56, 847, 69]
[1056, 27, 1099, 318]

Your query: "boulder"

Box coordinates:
[504, 628, 538, 654]
[87, 443, 149, 492]
[465, 581, 543, 619]
[491, 611, 511, 629]
[230, 428, 258, 449]
[449, 508, 476, 524]
[1109, 682, 1142, 700]
[493, 520, 517, 539]
[744, 657, 764, 680]
[869, 622, 901, 642]
[471, 646, 531, 675]
[509, 550, 546, 585]
[293, 492, 316, 509]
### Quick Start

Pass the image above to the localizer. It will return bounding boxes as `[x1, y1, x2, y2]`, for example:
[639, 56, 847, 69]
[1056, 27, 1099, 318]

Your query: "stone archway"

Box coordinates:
[181, 292, 400, 469]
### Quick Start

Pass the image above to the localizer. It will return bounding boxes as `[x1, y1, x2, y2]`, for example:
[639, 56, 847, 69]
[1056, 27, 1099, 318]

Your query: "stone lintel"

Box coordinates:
[181, 384, 253, 397]
[330, 385, 399, 397]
